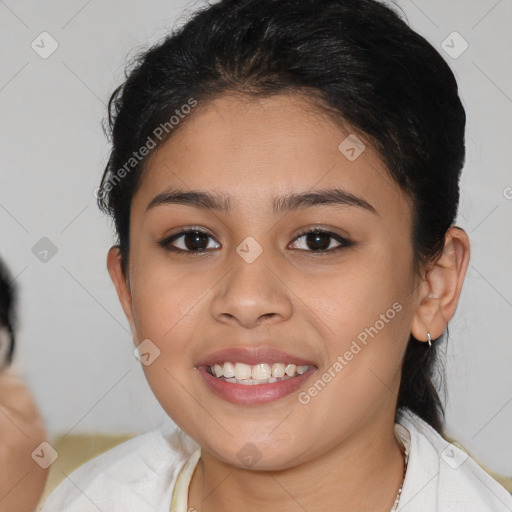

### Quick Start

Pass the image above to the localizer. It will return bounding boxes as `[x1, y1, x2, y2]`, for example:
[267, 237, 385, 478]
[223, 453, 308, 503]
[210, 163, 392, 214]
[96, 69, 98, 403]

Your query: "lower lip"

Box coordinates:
[197, 366, 317, 405]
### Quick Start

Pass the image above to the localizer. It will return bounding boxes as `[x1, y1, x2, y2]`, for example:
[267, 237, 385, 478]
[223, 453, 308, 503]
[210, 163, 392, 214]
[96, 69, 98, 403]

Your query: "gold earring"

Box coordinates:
[427, 332, 432, 348]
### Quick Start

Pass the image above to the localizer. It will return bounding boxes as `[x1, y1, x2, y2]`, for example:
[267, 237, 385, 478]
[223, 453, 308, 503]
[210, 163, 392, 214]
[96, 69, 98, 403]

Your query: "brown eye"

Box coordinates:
[159, 228, 220, 253]
[289, 229, 353, 254]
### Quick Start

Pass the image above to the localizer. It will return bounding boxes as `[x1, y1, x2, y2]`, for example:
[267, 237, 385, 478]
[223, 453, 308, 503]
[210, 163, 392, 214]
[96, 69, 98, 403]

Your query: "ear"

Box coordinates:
[411, 226, 470, 343]
[106, 246, 136, 333]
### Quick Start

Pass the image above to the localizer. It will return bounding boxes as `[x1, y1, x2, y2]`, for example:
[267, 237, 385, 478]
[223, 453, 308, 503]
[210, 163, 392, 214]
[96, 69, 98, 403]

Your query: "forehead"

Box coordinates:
[133, 93, 410, 220]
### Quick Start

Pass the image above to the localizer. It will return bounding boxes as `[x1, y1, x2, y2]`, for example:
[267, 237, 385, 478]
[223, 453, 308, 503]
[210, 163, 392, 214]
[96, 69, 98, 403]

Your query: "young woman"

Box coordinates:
[41, 0, 512, 510]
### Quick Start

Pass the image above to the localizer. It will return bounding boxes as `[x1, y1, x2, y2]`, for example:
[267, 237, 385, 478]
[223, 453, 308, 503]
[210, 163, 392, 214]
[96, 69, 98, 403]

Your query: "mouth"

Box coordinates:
[196, 346, 318, 404]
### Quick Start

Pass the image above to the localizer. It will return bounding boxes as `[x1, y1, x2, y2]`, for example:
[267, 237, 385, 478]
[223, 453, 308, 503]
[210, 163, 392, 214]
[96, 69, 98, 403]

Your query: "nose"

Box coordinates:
[209, 251, 293, 329]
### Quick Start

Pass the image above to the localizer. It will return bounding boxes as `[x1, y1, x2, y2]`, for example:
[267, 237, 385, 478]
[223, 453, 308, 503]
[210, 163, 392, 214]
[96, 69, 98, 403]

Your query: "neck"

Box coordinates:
[187, 408, 405, 512]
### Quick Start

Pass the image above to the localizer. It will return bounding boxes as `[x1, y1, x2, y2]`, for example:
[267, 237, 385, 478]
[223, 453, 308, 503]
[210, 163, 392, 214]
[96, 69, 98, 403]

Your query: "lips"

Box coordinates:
[195, 346, 318, 405]
[197, 365, 317, 405]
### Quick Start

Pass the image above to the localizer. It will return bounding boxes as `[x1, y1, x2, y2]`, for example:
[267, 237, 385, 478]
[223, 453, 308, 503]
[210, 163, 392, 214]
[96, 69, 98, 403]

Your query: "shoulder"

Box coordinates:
[397, 408, 512, 512]
[39, 424, 199, 512]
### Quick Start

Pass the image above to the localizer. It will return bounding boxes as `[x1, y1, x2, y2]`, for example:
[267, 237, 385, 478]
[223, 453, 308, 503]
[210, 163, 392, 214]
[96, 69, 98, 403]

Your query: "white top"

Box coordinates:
[40, 407, 512, 512]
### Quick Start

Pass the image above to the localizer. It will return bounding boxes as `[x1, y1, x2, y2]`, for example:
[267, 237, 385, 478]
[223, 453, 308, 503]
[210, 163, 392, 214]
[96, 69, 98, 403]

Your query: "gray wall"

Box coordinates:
[1, 0, 511, 475]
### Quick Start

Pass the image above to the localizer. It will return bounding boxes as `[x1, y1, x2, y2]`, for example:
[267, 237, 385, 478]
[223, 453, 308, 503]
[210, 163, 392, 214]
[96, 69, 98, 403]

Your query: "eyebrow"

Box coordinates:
[146, 188, 377, 215]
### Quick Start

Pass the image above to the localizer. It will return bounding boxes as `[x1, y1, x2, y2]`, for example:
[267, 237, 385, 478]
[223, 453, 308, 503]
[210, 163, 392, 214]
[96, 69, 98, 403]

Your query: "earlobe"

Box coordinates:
[411, 226, 470, 343]
[106, 246, 134, 328]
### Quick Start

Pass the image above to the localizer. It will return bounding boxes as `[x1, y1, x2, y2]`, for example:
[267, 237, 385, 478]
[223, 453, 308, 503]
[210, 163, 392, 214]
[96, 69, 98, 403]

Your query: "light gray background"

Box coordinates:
[0, 0, 511, 475]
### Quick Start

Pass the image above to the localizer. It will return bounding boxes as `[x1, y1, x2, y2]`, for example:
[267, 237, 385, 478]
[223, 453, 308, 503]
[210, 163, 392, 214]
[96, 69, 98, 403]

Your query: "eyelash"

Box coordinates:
[158, 226, 354, 257]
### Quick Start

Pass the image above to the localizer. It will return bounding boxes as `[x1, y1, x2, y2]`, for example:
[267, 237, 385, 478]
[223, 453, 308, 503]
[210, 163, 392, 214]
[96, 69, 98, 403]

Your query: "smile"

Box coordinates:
[206, 362, 311, 385]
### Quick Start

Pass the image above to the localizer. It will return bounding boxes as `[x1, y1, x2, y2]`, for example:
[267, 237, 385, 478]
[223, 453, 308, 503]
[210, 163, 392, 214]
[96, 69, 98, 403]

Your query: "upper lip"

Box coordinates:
[196, 346, 317, 367]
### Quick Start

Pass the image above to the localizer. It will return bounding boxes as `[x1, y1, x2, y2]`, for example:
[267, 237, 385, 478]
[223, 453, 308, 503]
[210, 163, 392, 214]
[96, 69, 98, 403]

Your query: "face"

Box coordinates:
[112, 93, 424, 470]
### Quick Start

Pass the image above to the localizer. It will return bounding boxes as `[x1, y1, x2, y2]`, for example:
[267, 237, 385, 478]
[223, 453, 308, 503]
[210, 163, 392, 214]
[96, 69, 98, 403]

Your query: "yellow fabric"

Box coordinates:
[37, 434, 134, 509]
[170, 447, 201, 512]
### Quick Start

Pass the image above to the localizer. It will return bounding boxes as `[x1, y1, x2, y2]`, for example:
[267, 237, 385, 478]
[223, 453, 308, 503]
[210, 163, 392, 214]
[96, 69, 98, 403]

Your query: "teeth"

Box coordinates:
[252, 363, 271, 381]
[208, 362, 311, 383]
[234, 362, 252, 380]
[285, 364, 296, 376]
[272, 363, 285, 378]
[223, 362, 235, 378]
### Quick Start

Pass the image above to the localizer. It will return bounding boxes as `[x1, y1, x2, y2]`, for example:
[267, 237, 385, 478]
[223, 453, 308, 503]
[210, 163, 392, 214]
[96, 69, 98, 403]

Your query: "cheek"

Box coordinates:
[309, 255, 407, 336]
[128, 253, 218, 354]
[306, 247, 412, 385]
[301, 271, 409, 429]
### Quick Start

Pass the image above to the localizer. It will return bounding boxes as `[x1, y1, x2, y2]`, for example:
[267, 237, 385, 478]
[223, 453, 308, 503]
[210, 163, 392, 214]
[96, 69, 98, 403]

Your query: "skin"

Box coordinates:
[107, 92, 470, 511]
[0, 365, 48, 512]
